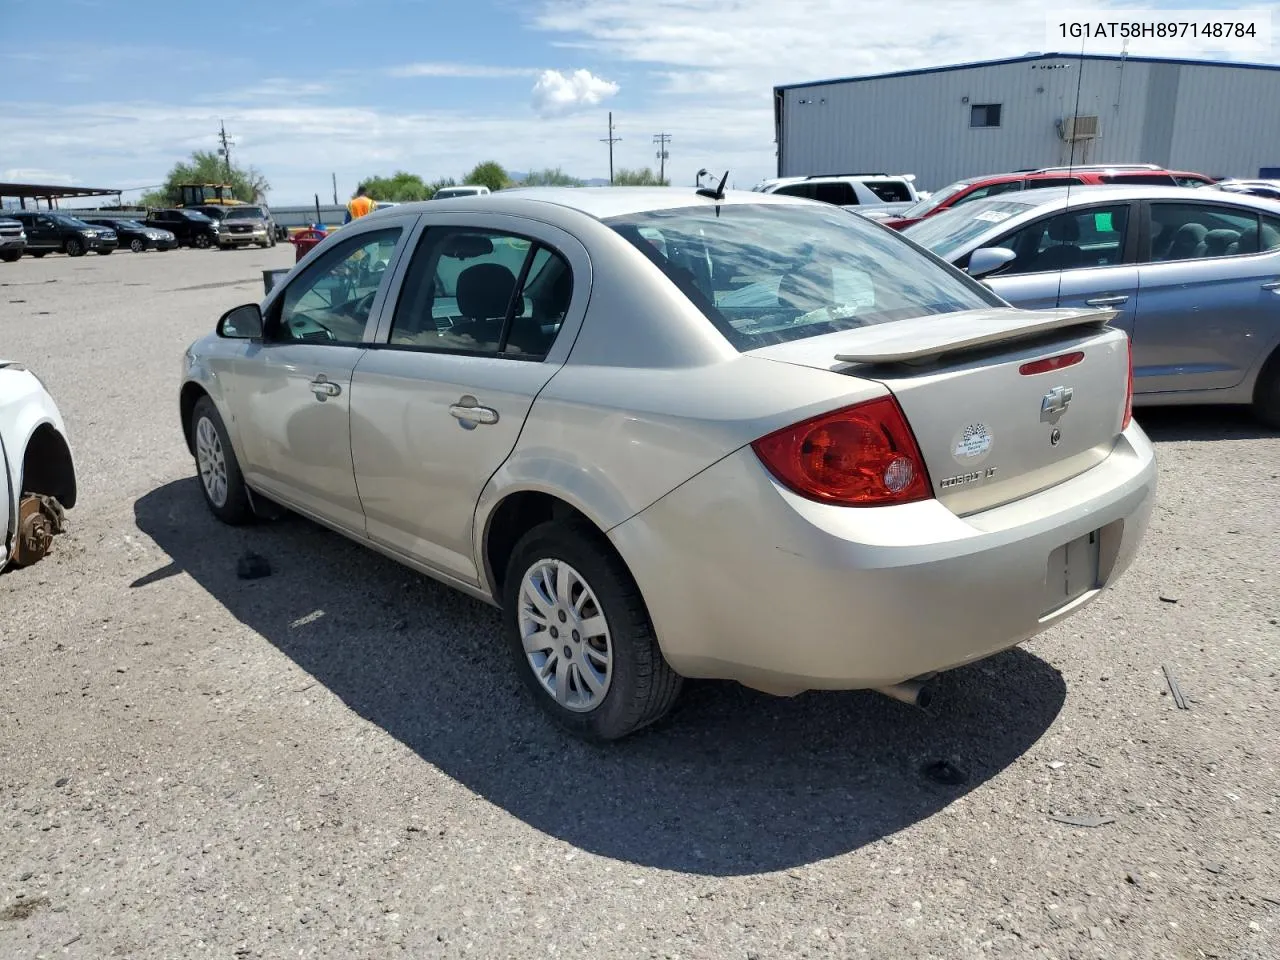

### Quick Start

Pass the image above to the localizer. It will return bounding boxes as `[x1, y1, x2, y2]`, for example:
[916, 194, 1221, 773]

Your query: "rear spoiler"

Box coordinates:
[833, 307, 1115, 365]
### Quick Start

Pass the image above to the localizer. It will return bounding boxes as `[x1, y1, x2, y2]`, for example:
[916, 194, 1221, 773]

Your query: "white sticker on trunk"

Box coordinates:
[972, 210, 1012, 223]
[953, 423, 993, 462]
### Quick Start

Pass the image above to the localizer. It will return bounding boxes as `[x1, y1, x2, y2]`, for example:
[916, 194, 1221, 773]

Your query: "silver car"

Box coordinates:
[179, 189, 1156, 740]
[903, 185, 1280, 427]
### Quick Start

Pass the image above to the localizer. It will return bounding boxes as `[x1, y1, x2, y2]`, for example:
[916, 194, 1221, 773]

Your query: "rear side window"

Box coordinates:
[1027, 177, 1084, 189]
[813, 181, 856, 205]
[772, 182, 814, 200]
[1148, 203, 1280, 261]
[1100, 173, 1177, 186]
[864, 181, 912, 203]
[606, 203, 1000, 351]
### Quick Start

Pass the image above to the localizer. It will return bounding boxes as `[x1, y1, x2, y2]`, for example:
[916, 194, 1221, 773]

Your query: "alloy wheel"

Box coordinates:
[195, 416, 228, 507]
[517, 558, 613, 712]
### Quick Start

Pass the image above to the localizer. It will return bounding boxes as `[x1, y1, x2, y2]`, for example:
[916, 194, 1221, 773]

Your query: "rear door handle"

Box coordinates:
[1262, 280, 1280, 291]
[310, 376, 341, 399]
[1085, 295, 1130, 307]
[449, 396, 499, 426]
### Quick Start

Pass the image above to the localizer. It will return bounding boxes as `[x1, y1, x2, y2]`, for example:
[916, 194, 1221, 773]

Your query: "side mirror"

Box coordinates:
[965, 247, 1018, 279]
[217, 303, 264, 339]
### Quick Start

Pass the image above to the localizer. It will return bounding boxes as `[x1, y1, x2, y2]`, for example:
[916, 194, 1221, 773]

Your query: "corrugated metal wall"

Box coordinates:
[778, 57, 1280, 191]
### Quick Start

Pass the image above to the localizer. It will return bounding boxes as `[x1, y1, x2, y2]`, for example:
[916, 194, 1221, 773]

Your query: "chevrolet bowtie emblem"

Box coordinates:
[1040, 386, 1073, 424]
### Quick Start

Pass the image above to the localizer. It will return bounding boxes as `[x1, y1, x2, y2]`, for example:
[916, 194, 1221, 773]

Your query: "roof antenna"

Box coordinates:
[1058, 39, 1087, 308]
[697, 170, 729, 201]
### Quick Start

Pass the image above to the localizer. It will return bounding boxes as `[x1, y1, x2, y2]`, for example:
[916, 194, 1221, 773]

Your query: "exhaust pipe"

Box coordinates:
[874, 676, 936, 709]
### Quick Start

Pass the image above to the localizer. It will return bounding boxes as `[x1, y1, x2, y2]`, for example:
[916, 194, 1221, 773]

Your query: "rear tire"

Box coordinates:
[1253, 351, 1280, 429]
[64, 238, 84, 257]
[129, 238, 145, 253]
[190, 396, 253, 525]
[193, 234, 211, 249]
[502, 520, 682, 741]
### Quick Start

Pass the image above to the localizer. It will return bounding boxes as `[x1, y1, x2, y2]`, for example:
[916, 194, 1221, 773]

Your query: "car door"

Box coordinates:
[981, 202, 1140, 336]
[29, 215, 58, 250]
[350, 216, 588, 584]
[1131, 200, 1280, 395]
[220, 222, 412, 531]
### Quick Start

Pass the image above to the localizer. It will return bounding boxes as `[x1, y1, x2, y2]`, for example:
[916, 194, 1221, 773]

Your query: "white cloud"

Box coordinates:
[531, 68, 619, 116]
[1, 168, 78, 185]
[388, 62, 539, 78]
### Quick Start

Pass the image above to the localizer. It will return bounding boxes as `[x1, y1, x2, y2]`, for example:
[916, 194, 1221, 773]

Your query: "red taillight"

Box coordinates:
[1019, 351, 1084, 376]
[1122, 337, 1134, 429]
[751, 396, 932, 507]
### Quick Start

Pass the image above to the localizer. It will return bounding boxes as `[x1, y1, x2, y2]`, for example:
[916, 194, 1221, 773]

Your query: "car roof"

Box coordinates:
[370, 187, 817, 223]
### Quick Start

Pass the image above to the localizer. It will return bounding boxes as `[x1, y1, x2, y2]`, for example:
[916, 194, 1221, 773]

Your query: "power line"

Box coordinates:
[600, 112, 621, 185]
[652, 132, 671, 185]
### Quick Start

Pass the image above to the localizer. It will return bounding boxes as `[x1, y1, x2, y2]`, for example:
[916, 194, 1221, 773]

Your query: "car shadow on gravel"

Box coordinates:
[135, 478, 1066, 877]
[1135, 404, 1277, 442]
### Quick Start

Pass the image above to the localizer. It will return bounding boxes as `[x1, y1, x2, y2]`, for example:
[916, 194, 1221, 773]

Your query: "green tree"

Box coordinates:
[140, 150, 270, 207]
[519, 167, 583, 187]
[464, 161, 511, 193]
[429, 176, 458, 195]
[612, 167, 670, 187]
[361, 171, 433, 202]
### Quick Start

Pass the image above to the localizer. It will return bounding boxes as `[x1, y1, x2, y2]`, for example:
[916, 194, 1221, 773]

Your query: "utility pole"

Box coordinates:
[218, 120, 234, 183]
[332, 173, 338, 205]
[600, 112, 621, 185]
[652, 133, 671, 185]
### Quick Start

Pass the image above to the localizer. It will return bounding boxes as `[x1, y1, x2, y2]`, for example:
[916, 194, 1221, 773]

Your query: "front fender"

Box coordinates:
[0, 367, 74, 542]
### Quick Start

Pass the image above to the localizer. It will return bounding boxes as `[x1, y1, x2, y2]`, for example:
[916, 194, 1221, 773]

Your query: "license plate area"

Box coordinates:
[1043, 529, 1101, 615]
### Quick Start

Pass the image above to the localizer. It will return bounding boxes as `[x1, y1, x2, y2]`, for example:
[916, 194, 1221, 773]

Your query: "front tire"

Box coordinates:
[193, 234, 211, 249]
[64, 237, 84, 257]
[1253, 351, 1280, 429]
[129, 238, 145, 253]
[0, 251, 19, 263]
[502, 520, 682, 741]
[190, 396, 253, 524]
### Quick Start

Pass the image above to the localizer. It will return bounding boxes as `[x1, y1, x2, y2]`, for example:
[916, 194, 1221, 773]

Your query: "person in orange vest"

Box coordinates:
[344, 184, 376, 223]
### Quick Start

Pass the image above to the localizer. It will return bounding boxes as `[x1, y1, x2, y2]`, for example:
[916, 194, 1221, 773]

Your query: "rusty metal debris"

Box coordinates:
[11, 494, 66, 567]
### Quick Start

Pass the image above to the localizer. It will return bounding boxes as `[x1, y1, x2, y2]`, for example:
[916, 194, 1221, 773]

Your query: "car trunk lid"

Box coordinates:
[753, 306, 1130, 515]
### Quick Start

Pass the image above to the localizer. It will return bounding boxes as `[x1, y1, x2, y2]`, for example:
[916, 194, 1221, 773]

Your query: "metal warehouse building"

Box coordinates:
[773, 52, 1280, 192]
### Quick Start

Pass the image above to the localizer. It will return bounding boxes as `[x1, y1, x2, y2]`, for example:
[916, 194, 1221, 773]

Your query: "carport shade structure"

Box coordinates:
[0, 182, 123, 211]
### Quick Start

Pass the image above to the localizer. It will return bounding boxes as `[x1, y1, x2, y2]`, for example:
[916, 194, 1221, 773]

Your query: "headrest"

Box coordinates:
[456, 262, 516, 320]
[1047, 217, 1079, 242]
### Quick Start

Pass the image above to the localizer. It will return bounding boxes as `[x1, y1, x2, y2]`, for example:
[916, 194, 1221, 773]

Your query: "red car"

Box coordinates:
[877, 164, 1205, 230]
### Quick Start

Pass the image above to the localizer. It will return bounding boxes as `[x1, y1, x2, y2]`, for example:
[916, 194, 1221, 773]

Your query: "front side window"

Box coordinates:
[970, 103, 1002, 127]
[606, 203, 1001, 351]
[991, 205, 1130, 275]
[275, 227, 403, 343]
[1148, 202, 1279, 261]
[389, 228, 572, 359]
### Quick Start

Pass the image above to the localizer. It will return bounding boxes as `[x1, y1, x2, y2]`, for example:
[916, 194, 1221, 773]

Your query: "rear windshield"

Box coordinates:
[903, 199, 1039, 260]
[895, 180, 971, 219]
[605, 203, 999, 351]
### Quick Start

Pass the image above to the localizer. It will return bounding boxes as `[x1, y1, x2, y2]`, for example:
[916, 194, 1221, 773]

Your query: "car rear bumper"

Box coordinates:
[609, 423, 1157, 694]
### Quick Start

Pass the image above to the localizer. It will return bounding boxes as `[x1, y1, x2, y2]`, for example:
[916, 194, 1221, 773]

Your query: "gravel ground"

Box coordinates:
[1, 247, 1277, 960]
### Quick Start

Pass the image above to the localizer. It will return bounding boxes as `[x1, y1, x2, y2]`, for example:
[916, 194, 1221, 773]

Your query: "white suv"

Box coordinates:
[751, 174, 921, 210]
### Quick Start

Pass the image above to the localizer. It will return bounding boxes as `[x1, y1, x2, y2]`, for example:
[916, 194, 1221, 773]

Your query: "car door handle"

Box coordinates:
[1085, 295, 1130, 307]
[310, 377, 341, 399]
[1262, 280, 1280, 291]
[449, 397, 499, 426]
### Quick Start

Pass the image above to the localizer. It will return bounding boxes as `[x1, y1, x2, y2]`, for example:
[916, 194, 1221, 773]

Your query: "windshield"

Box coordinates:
[895, 180, 972, 219]
[605, 203, 999, 351]
[902, 199, 1038, 260]
[225, 206, 264, 219]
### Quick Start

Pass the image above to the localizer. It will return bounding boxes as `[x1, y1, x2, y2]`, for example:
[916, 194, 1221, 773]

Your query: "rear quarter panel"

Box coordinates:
[0, 367, 73, 546]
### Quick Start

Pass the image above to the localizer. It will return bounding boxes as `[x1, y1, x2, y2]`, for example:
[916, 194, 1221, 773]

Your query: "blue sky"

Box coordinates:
[1, 0, 1276, 203]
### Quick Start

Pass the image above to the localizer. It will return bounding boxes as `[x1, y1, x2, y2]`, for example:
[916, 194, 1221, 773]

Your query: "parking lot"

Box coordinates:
[1, 246, 1277, 958]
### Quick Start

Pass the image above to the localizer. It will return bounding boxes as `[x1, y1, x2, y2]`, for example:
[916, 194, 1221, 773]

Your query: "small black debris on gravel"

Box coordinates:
[921, 760, 968, 786]
[1158, 595, 1179, 604]
[54, 777, 69, 788]
[1049, 813, 1116, 828]
[236, 552, 271, 580]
